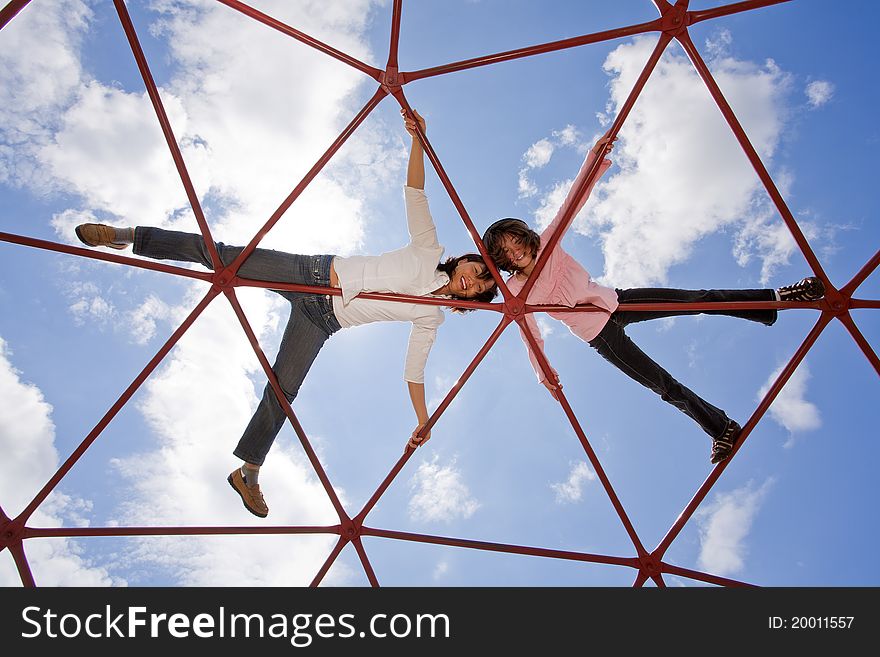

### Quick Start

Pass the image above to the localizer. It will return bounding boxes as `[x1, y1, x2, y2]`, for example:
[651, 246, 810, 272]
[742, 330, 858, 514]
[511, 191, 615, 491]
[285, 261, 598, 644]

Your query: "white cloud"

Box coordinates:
[524, 139, 554, 169]
[433, 560, 450, 581]
[126, 294, 173, 345]
[2, 0, 393, 586]
[574, 35, 792, 287]
[0, 337, 122, 586]
[758, 362, 821, 444]
[0, 0, 92, 189]
[696, 479, 773, 577]
[518, 125, 584, 200]
[550, 461, 596, 504]
[805, 80, 834, 108]
[408, 455, 480, 523]
[535, 316, 555, 339]
[111, 285, 347, 586]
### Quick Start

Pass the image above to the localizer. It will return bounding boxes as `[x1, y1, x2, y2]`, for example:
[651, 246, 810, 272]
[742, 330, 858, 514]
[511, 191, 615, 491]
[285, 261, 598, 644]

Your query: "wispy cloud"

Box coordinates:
[805, 80, 834, 108]
[758, 362, 821, 446]
[696, 479, 773, 577]
[550, 461, 596, 504]
[408, 455, 480, 523]
[0, 337, 122, 586]
[518, 125, 584, 200]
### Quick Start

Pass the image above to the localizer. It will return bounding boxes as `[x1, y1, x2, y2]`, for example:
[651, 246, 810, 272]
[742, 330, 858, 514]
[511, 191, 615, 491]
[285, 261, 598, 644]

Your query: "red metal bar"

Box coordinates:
[354, 315, 512, 525]
[16, 288, 222, 525]
[0, 231, 214, 283]
[228, 87, 388, 273]
[214, 0, 382, 81]
[310, 536, 348, 587]
[235, 276, 503, 313]
[113, 0, 221, 271]
[689, 0, 792, 25]
[842, 249, 880, 297]
[676, 31, 829, 286]
[651, 574, 667, 587]
[9, 540, 35, 587]
[850, 299, 880, 310]
[837, 312, 880, 377]
[393, 92, 512, 299]
[654, 312, 833, 559]
[23, 525, 338, 538]
[632, 571, 649, 587]
[516, 315, 648, 557]
[386, 0, 402, 70]
[362, 526, 638, 568]
[661, 563, 757, 587]
[352, 538, 380, 587]
[520, 33, 673, 299]
[0, 0, 31, 31]
[402, 18, 664, 83]
[223, 288, 348, 520]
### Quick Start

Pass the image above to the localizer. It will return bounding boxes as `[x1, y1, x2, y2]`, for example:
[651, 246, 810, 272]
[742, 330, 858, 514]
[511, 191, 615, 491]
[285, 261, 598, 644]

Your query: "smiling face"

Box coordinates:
[482, 218, 541, 275]
[497, 233, 534, 274]
[446, 259, 494, 298]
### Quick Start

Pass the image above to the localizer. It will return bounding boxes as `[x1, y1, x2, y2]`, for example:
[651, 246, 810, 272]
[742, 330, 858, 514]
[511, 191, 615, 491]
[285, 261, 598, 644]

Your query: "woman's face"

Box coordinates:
[497, 233, 533, 271]
[446, 260, 494, 298]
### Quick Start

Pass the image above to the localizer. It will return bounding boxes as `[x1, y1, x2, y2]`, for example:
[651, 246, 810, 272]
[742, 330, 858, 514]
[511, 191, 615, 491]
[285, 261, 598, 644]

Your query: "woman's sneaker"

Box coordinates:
[711, 420, 741, 464]
[778, 276, 825, 302]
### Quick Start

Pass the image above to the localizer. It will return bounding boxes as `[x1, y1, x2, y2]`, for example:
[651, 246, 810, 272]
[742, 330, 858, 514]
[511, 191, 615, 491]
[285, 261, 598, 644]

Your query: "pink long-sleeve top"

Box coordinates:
[504, 149, 618, 382]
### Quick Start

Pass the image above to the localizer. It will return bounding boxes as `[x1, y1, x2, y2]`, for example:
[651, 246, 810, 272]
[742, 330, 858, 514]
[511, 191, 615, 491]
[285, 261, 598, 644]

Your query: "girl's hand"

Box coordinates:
[541, 378, 560, 401]
[401, 108, 427, 138]
[407, 422, 432, 450]
[592, 129, 617, 155]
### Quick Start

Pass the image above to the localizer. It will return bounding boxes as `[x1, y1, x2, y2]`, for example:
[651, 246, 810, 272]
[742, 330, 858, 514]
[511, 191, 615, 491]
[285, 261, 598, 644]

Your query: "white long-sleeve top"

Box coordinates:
[332, 186, 449, 384]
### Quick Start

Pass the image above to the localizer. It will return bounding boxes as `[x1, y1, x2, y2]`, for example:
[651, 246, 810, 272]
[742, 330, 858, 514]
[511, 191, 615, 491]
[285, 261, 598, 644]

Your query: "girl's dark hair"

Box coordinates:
[436, 253, 498, 313]
[482, 218, 540, 273]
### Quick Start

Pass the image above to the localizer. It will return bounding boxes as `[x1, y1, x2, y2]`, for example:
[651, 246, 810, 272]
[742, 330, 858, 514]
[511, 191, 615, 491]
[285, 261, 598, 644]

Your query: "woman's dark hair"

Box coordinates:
[437, 253, 498, 313]
[482, 218, 540, 273]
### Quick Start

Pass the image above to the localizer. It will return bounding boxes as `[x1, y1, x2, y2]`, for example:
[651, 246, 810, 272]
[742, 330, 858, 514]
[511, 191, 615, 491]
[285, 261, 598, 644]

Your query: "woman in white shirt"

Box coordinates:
[74, 109, 497, 518]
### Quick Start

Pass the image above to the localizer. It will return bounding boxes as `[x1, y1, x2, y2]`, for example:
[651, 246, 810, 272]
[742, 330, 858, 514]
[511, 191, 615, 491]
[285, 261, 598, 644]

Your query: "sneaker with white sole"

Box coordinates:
[711, 420, 741, 464]
[778, 276, 825, 302]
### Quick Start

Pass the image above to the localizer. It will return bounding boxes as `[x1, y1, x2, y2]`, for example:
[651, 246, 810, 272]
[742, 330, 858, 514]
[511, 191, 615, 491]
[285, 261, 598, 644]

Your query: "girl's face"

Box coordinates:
[447, 260, 494, 298]
[498, 232, 534, 272]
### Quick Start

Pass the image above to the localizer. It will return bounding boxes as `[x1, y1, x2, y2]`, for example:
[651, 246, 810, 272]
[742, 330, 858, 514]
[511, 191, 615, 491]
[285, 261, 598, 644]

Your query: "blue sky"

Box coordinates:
[1, 0, 877, 587]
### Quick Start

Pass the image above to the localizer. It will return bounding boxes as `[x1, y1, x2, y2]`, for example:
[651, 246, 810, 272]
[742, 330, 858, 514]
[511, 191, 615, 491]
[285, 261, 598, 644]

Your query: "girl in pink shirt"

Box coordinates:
[482, 134, 825, 464]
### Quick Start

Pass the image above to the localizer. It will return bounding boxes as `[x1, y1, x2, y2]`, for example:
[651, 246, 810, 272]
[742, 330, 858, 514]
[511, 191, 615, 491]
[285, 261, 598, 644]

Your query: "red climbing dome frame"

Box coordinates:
[1, 0, 878, 587]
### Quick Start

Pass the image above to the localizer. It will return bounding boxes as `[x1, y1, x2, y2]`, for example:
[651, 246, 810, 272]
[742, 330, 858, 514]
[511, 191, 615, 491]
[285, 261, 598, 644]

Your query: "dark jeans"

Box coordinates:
[588, 287, 776, 439]
[134, 227, 341, 465]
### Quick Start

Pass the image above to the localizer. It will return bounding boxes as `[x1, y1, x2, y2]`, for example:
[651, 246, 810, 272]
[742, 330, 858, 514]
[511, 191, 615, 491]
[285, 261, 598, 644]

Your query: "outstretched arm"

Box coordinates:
[406, 381, 432, 449]
[402, 108, 426, 190]
[542, 130, 615, 240]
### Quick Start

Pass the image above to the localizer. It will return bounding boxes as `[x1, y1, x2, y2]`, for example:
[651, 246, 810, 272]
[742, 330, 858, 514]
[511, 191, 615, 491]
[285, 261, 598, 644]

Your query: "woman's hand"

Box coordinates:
[406, 422, 432, 451]
[401, 108, 426, 138]
[591, 129, 617, 155]
[541, 377, 561, 401]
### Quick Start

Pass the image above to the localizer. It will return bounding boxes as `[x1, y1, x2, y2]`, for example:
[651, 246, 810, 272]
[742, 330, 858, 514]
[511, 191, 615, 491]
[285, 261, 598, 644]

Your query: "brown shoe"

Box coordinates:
[75, 223, 129, 250]
[227, 468, 269, 518]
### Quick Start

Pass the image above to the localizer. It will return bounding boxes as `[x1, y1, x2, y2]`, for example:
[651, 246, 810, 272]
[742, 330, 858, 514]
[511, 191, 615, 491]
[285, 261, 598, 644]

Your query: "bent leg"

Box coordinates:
[589, 319, 729, 439]
[232, 299, 331, 466]
[614, 287, 776, 327]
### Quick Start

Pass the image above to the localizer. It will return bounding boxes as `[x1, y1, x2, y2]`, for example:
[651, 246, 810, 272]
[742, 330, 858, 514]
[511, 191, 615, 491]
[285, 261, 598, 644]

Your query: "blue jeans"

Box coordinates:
[588, 287, 776, 439]
[134, 227, 341, 465]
